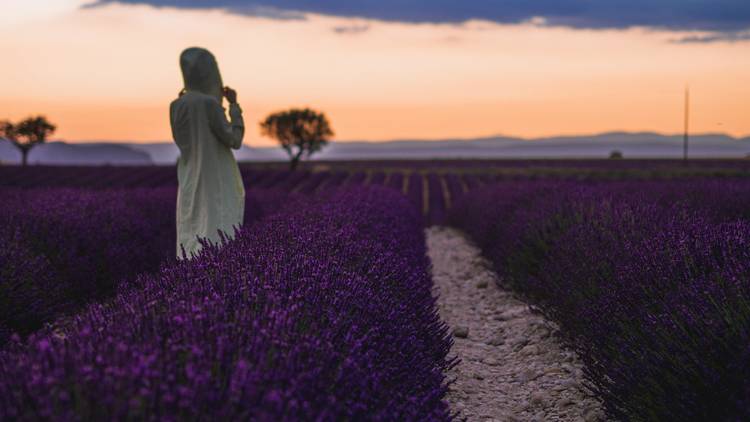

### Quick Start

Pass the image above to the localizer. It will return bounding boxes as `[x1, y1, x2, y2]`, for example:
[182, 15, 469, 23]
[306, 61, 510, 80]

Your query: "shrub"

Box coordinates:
[0, 188, 287, 344]
[0, 186, 453, 420]
[449, 180, 750, 421]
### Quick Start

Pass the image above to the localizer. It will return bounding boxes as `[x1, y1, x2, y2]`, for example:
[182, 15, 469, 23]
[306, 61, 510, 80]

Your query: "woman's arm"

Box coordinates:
[206, 95, 244, 150]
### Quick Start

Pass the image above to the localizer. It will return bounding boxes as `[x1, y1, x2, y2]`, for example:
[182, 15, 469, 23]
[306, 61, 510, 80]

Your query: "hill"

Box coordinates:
[2, 132, 748, 165]
[0, 140, 153, 165]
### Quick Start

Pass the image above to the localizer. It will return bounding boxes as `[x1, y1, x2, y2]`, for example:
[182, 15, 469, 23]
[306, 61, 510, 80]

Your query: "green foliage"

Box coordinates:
[0, 116, 56, 166]
[260, 108, 333, 170]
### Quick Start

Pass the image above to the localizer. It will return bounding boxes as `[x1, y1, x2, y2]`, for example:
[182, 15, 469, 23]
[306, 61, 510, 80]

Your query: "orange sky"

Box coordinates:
[1, 1, 749, 146]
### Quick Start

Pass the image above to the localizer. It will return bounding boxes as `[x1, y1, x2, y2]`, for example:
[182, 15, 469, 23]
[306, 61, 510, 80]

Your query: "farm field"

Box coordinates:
[1, 159, 749, 226]
[1, 159, 749, 420]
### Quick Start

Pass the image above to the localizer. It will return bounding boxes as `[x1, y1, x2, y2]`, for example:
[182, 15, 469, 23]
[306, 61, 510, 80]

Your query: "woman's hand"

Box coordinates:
[223, 86, 238, 104]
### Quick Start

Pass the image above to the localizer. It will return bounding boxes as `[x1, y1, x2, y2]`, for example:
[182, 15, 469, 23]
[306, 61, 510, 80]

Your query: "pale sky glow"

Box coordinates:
[1, 0, 749, 146]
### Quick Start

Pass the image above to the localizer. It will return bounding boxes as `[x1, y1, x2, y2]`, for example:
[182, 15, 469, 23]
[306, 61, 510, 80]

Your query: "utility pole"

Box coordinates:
[683, 86, 690, 162]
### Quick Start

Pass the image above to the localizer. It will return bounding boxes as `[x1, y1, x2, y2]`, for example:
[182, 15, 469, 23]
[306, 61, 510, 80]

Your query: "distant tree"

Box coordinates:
[260, 108, 333, 170]
[609, 150, 624, 159]
[0, 116, 56, 166]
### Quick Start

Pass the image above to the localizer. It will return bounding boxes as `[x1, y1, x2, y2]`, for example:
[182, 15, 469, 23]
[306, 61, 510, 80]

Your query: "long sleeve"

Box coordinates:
[207, 100, 244, 150]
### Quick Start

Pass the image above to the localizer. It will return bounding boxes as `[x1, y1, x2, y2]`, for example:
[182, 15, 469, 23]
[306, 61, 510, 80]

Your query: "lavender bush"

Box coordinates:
[370, 172, 386, 185]
[443, 174, 465, 208]
[0, 188, 288, 345]
[449, 179, 750, 421]
[407, 173, 424, 219]
[386, 172, 405, 192]
[0, 186, 453, 421]
[427, 173, 447, 226]
[0, 188, 176, 343]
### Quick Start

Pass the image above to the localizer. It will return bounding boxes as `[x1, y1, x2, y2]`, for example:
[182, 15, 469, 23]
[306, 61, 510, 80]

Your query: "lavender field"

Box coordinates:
[450, 179, 750, 420]
[1, 160, 749, 420]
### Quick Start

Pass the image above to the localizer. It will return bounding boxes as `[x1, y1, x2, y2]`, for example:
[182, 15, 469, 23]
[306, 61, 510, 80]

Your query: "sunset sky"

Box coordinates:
[2, 0, 749, 146]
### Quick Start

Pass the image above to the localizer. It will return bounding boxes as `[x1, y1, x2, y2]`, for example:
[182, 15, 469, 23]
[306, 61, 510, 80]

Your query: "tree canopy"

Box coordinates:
[260, 108, 333, 170]
[0, 116, 56, 166]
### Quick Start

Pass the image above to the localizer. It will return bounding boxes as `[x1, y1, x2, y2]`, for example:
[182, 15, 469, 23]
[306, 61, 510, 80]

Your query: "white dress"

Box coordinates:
[170, 91, 245, 258]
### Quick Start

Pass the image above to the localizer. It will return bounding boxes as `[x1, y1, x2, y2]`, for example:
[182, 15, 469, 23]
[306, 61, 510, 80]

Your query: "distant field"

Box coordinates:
[2, 159, 749, 226]
[2, 159, 750, 420]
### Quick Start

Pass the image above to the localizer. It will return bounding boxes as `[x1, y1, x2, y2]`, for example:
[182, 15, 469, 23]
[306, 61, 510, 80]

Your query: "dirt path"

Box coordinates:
[427, 226, 604, 422]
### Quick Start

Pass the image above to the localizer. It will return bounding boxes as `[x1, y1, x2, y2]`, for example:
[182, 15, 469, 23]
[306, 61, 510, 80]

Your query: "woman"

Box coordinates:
[170, 47, 245, 258]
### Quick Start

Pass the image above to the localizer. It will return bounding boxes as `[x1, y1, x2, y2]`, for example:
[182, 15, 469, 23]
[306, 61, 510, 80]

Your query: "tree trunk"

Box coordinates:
[289, 149, 304, 171]
[21, 150, 28, 166]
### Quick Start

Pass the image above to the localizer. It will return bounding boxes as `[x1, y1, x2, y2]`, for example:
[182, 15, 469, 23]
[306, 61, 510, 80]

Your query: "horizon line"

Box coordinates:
[25, 130, 750, 145]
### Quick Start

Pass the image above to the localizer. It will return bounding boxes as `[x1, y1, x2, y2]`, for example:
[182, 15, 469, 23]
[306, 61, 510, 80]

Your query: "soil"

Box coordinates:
[427, 226, 605, 422]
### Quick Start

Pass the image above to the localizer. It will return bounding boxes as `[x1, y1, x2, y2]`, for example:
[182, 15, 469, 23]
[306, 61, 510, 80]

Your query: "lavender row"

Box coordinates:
[0, 188, 176, 345]
[449, 179, 750, 421]
[13, 162, 711, 229]
[0, 188, 290, 346]
[305, 159, 750, 170]
[0, 186, 453, 420]
[5, 160, 747, 191]
[407, 173, 425, 219]
[427, 174, 446, 226]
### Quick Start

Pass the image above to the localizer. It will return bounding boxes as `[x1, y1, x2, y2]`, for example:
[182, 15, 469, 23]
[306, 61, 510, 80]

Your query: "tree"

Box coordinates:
[609, 150, 624, 159]
[260, 108, 333, 170]
[0, 116, 56, 166]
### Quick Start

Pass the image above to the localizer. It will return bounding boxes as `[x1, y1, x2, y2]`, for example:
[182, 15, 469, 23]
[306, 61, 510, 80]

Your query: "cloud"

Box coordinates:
[223, 5, 305, 20]
[674, 30, 750, 43]
[332, 23, 370, 35]
[87, 1, 750, 34]
[83, 1, 305, 20]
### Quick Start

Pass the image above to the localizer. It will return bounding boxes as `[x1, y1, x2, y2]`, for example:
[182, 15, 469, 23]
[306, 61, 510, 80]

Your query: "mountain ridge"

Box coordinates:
[1, 132, 748, 165]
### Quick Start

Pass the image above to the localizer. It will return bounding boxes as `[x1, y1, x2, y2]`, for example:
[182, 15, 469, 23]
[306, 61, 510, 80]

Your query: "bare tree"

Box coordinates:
[260, 108, 333, 170]
[0, 116, 56, 166]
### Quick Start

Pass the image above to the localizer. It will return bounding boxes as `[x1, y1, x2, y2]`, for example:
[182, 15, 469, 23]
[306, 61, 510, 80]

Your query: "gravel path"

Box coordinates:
[427, 226, 604, 422]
